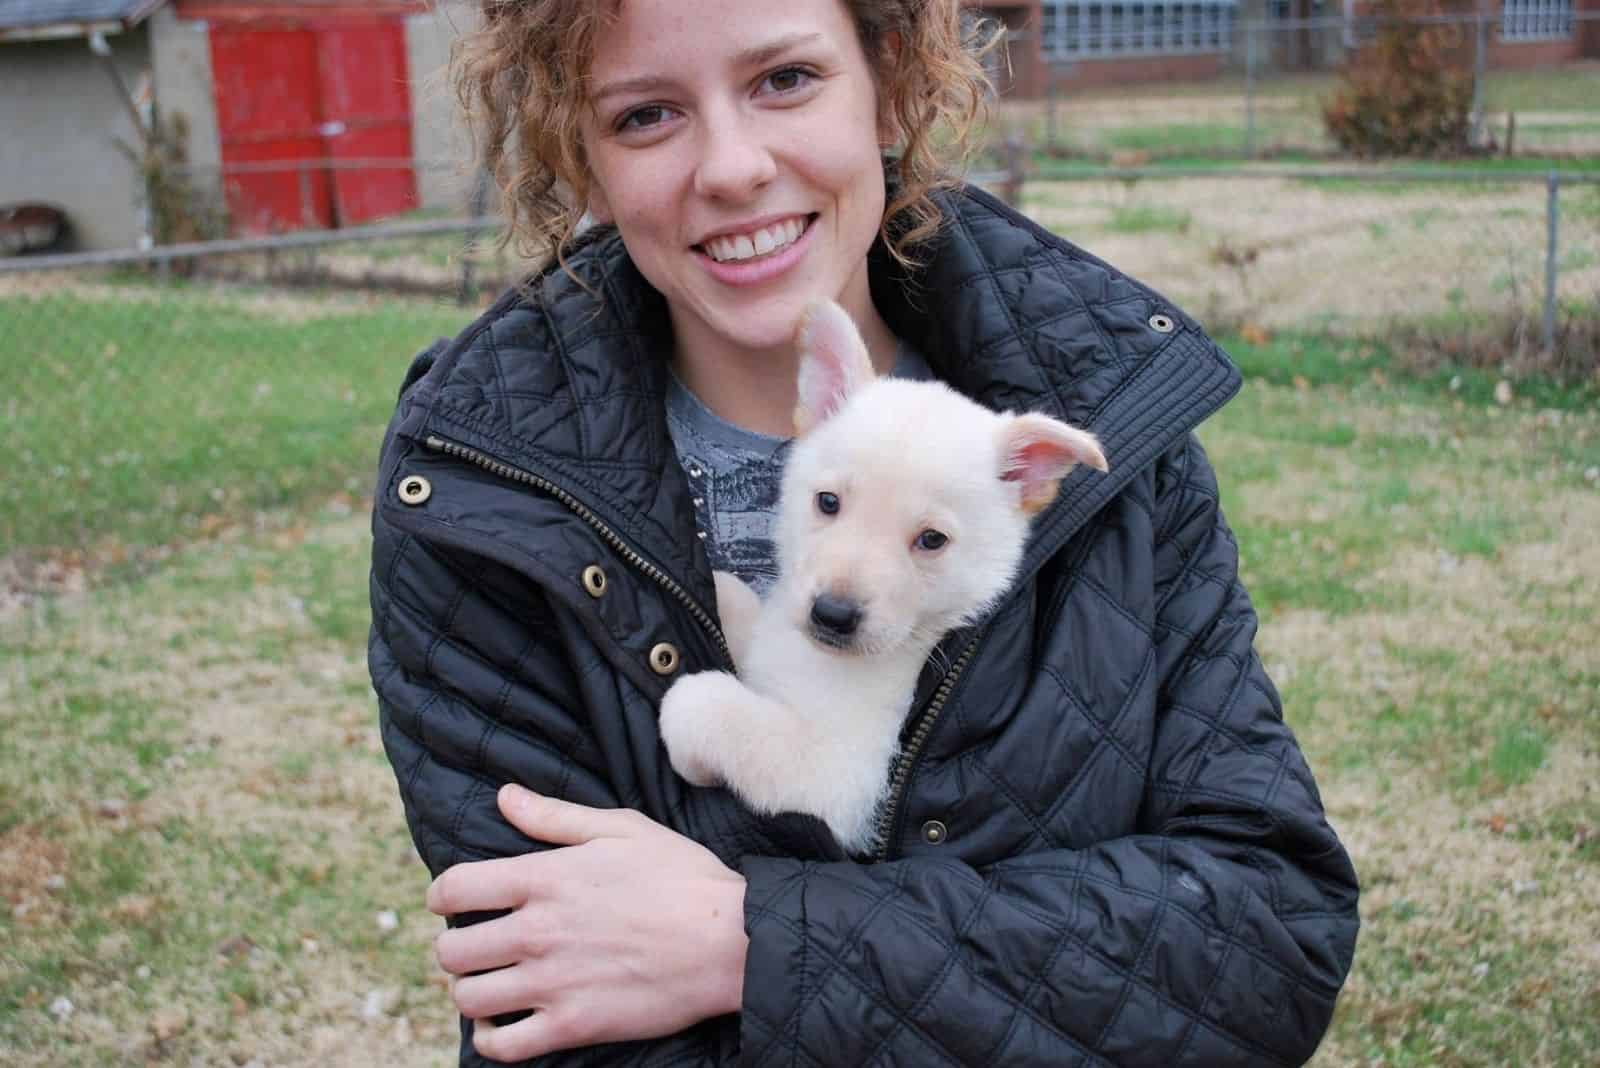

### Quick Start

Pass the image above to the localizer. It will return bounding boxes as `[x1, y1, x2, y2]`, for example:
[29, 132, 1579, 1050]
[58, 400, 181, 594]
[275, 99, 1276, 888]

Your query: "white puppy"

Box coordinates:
[658, 301, 1108, 853]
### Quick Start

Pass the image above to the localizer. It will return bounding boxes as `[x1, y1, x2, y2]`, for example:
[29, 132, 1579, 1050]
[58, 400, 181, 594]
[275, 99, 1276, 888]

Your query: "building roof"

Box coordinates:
[0, 0, 167, 36]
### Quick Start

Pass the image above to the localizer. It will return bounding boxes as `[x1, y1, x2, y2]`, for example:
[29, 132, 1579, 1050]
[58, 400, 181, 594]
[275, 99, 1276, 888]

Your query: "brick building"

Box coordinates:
[975, 0, 1600, 96]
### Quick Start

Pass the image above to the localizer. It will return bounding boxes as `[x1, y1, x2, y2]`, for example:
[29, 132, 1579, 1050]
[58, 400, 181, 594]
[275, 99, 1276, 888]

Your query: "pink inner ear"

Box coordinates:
[1002, 441, 1067, 485]
[999, 414, 1107, 514]
[795, 301, 874, 431]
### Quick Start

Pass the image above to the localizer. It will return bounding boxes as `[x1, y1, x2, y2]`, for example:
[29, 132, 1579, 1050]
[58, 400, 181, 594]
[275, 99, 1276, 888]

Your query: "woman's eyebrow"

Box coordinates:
[590, 32, 825, 105]
[736, 31, 824, 69]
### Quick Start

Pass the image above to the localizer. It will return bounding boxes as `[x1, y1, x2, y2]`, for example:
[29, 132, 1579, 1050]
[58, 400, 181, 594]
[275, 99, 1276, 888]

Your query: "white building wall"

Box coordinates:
[0, 25, 152, 250]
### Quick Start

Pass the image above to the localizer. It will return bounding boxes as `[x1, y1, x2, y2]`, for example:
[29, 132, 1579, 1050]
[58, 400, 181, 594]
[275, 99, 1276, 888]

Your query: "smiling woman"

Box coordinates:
[369, 0, 1360, 1065]
[579, 0, 895, 432]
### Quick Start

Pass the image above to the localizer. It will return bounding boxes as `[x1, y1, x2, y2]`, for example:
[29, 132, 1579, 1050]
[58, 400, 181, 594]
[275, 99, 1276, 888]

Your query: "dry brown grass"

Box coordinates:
[1023, 177, 1597, 335]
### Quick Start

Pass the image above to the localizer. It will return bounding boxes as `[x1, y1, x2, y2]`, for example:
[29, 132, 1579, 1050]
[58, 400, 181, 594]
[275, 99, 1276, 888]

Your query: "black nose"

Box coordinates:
[810, 594, 862, 638]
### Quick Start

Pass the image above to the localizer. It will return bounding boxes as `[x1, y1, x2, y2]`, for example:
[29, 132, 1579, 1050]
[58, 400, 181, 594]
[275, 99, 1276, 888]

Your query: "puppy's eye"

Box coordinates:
[915, 529, 948, 551]
[816, 492, 840, 516]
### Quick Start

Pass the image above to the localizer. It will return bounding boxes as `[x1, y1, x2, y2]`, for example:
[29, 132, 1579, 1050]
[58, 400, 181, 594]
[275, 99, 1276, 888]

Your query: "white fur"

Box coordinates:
[658, 302, 1107, 853]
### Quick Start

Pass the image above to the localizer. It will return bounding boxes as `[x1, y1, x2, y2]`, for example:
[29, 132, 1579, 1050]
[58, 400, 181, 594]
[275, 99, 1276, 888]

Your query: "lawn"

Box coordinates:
[0, 280, 475, 557]
[3, 224, 1599, 1064]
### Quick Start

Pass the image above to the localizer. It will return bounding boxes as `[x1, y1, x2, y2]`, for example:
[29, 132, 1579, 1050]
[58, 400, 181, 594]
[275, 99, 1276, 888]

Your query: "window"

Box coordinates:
[1039, 0, 1239, 58]
[1500, 0, 1575, 41]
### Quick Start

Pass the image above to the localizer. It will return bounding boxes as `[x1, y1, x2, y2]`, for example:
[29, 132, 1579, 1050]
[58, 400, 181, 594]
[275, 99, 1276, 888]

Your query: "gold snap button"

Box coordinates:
[921, 819, 948, 845]
[1149, 313, 1175, 334]
[648, 642, 681, 676]
[581, 565, 608, 598]
[397, 475, 432, 505]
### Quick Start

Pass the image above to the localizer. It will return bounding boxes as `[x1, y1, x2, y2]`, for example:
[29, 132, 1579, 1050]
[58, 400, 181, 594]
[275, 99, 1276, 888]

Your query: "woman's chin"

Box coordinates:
[692, 297, 817, 355]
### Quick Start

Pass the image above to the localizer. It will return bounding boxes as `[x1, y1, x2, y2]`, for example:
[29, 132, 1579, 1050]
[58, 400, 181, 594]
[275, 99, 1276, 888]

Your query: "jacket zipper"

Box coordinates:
[423, 434, 734, 671]
[873, 629, 984, 861]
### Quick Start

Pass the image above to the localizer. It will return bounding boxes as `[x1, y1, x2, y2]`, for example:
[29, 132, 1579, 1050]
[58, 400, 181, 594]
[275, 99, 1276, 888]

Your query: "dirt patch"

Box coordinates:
[1025, 177, 1588, 332]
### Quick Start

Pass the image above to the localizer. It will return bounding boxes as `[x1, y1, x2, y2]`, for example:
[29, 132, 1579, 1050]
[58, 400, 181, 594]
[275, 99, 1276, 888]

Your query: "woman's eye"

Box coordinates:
[618, 105, 671, 132]
[762, 67, 813, 95]
[816, 492, 840, 516]
[915, 529, 948, 551]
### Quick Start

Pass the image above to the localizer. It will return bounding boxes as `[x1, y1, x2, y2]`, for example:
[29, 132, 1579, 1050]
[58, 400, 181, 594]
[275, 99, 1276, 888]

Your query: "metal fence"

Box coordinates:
[2, 160, 1596, 566]
[1016, 11, 1600, 161]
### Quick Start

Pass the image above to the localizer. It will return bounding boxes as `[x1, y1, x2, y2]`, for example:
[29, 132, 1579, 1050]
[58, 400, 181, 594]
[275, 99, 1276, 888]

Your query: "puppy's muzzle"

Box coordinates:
[809, 594, 863, 649]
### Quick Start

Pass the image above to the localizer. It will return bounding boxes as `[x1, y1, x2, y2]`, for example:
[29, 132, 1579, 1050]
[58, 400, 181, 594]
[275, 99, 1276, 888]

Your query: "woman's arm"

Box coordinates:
[369, 412, 748, 1065]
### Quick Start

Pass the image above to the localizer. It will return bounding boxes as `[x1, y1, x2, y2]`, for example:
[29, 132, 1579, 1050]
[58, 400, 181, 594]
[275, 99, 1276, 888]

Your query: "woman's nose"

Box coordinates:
[693, 109, 778, 201]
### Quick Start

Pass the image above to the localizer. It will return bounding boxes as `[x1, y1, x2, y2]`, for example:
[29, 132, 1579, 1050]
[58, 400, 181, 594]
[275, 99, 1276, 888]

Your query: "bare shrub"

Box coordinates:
[1322, 0, 1475, 159]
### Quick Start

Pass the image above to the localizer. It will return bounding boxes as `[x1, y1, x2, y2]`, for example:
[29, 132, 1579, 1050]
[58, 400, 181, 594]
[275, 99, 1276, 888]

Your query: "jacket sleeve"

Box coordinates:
[733, 437, 1360, 1067]
[368, 391, 741, 1067]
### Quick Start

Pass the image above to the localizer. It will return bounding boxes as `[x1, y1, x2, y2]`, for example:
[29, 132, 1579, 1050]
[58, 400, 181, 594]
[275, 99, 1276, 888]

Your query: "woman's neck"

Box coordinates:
[670, 307, 900, 439]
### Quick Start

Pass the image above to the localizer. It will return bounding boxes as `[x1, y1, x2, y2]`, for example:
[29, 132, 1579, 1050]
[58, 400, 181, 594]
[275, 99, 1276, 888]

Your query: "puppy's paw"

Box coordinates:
[659, 672, 732, 788]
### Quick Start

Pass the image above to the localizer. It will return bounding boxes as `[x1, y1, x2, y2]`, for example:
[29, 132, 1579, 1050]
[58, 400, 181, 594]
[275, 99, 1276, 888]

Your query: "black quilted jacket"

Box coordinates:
[368, 185, 1359, 1067]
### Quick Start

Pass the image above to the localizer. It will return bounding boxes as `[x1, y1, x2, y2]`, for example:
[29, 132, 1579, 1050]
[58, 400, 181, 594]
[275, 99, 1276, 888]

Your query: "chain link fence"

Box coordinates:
[1021, 164, 1600, 346]
[3, 160, 1597, 571]
[1010, 12, 1600, 162]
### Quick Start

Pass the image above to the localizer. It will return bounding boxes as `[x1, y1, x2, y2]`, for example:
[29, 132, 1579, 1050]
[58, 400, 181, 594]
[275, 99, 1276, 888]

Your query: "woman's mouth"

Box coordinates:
[691, 213, 818, 287]
[695, 214, 815, 264]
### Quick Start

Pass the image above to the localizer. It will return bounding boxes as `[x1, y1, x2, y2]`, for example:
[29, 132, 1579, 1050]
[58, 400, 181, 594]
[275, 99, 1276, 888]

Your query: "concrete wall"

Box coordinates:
[149, 4, 221, 196]
[406, 0, 482, 213]
[0, 25, 152, 251]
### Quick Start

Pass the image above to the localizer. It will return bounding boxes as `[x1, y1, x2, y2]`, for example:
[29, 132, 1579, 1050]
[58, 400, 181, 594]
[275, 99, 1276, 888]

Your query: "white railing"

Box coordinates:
[1040, 0, 1239, 58]
[1500, 0, 1575, 41]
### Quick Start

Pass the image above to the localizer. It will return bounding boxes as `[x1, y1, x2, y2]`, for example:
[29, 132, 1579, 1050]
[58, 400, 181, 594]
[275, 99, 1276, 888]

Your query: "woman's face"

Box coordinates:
[581, 0, 888, 359]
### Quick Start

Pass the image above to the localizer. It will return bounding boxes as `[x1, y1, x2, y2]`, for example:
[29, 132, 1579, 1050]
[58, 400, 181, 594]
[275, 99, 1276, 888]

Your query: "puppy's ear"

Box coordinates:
[794, 301, 875, 435]
[998, 413, 1108, 516]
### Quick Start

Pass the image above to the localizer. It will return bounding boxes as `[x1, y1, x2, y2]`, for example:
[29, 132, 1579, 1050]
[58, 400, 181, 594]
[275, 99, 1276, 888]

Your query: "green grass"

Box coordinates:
[1218, 329, 1600, 411]
[0, 286, 472, 555]
[7, 209, 1600, 1064]
[0, 517, 452, 1062]
[1100, 122, 1254, 155]
[1106, 202, 1192, 234]
[1483, 68, 1600, 113]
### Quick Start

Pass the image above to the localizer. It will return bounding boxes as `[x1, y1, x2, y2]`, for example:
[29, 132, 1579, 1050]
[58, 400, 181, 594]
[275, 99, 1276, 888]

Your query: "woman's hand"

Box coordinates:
[426, 784, 748, 1062]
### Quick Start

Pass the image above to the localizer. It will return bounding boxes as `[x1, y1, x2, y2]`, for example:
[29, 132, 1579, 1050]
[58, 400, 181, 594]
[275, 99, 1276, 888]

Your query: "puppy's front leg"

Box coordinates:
[658, 672, 804, 816]
[658, 671, 753, 788]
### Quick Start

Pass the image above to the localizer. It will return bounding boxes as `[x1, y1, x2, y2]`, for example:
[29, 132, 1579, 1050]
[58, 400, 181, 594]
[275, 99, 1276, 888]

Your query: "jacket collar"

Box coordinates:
[418, 184, 1240, 600]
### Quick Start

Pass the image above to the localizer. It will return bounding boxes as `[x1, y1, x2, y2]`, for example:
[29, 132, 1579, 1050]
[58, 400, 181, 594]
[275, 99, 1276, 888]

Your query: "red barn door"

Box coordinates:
[209, 16, 416, 234]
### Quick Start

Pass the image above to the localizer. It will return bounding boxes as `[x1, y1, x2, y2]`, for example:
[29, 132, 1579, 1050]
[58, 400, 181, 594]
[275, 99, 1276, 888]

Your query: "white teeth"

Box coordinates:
[704, 217, 806, 263]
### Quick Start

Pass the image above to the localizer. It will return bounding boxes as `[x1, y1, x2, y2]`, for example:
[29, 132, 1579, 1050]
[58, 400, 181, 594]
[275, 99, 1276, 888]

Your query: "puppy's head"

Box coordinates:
[779, 301, 1108, 657]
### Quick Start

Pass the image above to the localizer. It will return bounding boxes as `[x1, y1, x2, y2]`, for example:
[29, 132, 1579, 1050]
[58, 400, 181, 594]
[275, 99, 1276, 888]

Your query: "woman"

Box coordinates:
[368, 0, 1360, 1064]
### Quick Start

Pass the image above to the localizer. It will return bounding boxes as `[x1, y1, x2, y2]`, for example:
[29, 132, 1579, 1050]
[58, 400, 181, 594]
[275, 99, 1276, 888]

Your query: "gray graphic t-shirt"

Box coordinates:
[665, 343, 934, 597]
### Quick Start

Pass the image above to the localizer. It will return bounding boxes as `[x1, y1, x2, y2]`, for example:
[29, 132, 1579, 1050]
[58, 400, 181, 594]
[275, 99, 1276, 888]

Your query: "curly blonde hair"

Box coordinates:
[454, 0, 998, 270]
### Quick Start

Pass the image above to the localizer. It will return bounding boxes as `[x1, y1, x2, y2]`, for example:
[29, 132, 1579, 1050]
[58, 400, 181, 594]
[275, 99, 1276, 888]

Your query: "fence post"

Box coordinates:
[1244, 21, 1258, 159]
[1003, 134, 1025, 208]
[1046, 76, 1058, 154]
[1470, 14, 1487, 148]
[299, 162, 315, 229]
[1543, 171, 1560, 358]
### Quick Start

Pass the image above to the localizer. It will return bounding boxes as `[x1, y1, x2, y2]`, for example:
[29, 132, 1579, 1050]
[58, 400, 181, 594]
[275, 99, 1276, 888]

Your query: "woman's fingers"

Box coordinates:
[473, 1006, 590, 1063]
[434, 913, 531, 976]
[496, 784, 648, 846]
[428, 793, 651, 918]
[425, 854, 537, 916]
[451, 961, 546, 1022]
